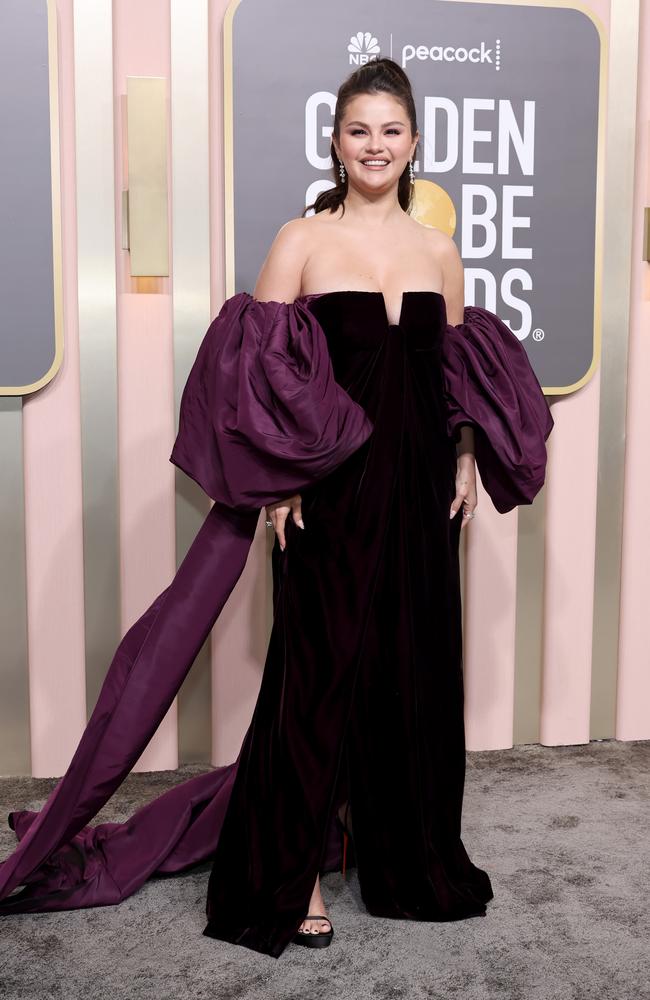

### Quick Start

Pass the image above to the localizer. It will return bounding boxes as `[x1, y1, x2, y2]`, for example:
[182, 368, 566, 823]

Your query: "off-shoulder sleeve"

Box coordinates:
[169, 292, 374, 509]
[440, 305, 554, 514]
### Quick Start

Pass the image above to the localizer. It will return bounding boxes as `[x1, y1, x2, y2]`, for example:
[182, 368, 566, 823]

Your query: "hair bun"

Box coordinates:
[372, 57, 412, 87]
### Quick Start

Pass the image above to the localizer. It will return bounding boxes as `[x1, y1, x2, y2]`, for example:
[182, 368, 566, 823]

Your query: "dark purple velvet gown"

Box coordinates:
[204, 290, 491, 956]
[0, 289, 554, 960]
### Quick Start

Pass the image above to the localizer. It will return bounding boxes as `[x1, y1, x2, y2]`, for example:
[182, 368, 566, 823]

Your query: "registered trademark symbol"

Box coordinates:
[532, 327, 545, 341]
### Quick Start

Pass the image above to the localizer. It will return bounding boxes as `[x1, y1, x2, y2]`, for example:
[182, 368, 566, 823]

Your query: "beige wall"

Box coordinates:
[2, 0, 647, 777]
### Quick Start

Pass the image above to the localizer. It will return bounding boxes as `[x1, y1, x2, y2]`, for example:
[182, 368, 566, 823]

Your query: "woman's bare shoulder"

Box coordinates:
[254, 214, 332, 302]
[254, 218, 311, 302]
[419, 222, 460, 260]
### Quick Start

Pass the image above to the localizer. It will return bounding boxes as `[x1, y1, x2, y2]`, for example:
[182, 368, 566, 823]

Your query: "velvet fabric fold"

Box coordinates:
[0, 294, 372, 914]
[0, 289, 553, 959]
[201, 289, 495, 957]
[441, 305, 554, 513]
[170, 291, 374, 509]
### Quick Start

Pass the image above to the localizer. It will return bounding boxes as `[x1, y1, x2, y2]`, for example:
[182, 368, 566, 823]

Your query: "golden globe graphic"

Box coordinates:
[411, 179, 457, 236]
[226, 0, 605, 394]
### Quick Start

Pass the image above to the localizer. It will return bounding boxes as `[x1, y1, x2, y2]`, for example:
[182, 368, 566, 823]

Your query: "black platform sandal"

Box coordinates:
[293, 914, 334, 948]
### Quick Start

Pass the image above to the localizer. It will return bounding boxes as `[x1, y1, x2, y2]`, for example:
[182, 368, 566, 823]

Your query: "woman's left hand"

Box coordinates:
[450, 453, 478, 529]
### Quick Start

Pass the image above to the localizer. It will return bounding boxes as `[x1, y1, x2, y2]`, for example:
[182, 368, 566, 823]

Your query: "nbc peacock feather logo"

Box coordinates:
[348, 31, 381, 65]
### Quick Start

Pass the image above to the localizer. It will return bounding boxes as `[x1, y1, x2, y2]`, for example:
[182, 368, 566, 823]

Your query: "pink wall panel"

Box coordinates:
[541, 379, 599, 746]
[113, 0, 177, 770]
[538, 0, 609, 748]
[12, 0, 649, 779]
[208, 0, 273, 766]
[463, 479, 519, 751]
[23, 0, 87, 778]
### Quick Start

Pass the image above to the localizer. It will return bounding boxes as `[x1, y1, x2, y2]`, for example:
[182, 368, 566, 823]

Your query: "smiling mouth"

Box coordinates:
[361, 159, 390, 169]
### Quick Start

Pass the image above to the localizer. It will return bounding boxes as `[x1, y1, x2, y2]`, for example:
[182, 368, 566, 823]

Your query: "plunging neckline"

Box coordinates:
[248, 289, 446, 329]
[300, 289, 445, 329]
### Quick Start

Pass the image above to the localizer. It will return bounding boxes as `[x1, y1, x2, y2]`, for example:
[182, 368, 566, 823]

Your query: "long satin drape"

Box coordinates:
[0, 292, 552, 960]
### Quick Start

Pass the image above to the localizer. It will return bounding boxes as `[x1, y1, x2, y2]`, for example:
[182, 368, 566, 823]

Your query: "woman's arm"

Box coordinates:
[437, 232, 477, 524]
[438, 233, 476, 461]
[254, 218, 311, 548]
[253, 218, 309, 304]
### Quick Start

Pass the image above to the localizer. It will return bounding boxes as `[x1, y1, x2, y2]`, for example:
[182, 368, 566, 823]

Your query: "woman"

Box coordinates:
[205, 58, 486, 954]
[0, 59, 553, 959]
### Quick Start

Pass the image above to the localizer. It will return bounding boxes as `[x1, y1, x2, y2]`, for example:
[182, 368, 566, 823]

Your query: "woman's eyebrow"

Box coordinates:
[344, 120, 406, 127]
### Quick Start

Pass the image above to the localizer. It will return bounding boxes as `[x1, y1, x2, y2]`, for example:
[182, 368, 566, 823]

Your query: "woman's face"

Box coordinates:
[333, 92, 418, 194]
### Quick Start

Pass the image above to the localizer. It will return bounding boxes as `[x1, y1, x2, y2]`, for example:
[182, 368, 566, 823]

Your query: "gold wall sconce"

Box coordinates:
[122, 77, 169, 277]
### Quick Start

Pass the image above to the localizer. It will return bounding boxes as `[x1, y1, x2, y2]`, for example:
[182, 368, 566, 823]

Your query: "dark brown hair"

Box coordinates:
[302, 57, 419, 218]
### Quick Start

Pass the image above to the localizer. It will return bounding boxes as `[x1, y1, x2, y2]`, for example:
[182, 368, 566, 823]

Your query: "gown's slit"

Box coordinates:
[202, 350, 406, 956]
[296, 439, 403, 940]
[313, 495, 392, 883]
[400, 357, 433, 905]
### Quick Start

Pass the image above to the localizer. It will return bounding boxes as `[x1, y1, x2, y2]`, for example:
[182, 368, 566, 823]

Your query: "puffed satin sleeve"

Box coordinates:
[440, 305, 554, 514]
[169, 292, 374, 509]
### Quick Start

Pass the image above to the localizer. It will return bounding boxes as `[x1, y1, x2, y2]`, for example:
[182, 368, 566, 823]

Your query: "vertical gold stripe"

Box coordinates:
[590, 0, 640, 738]
[73, 0, 120, 714]
[171, 0, 212, 763]
[0, 398, 31, 774]
[45, 0, 65, 394]
[222, 0, 241, 296]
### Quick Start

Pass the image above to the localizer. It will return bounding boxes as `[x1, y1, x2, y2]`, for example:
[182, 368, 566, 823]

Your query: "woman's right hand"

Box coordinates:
[265, 494, 304, 551]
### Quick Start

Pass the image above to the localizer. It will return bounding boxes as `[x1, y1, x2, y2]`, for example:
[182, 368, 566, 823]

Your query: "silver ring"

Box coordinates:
[265, 520, 273, 528]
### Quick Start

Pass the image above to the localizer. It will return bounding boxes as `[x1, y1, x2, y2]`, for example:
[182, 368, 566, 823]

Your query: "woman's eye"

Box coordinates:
[350, 128, 401, 136]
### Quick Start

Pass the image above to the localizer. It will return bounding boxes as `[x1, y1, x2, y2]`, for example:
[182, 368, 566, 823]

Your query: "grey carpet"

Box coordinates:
[0, 740, 648, 1000]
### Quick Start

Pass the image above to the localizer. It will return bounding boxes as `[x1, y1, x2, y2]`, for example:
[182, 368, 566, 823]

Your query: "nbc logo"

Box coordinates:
[348, 31, 381, 65]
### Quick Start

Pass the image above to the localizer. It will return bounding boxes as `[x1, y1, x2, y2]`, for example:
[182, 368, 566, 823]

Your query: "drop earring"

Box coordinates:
[339, 160, 346, 183]
[409, 158, 415, 184]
